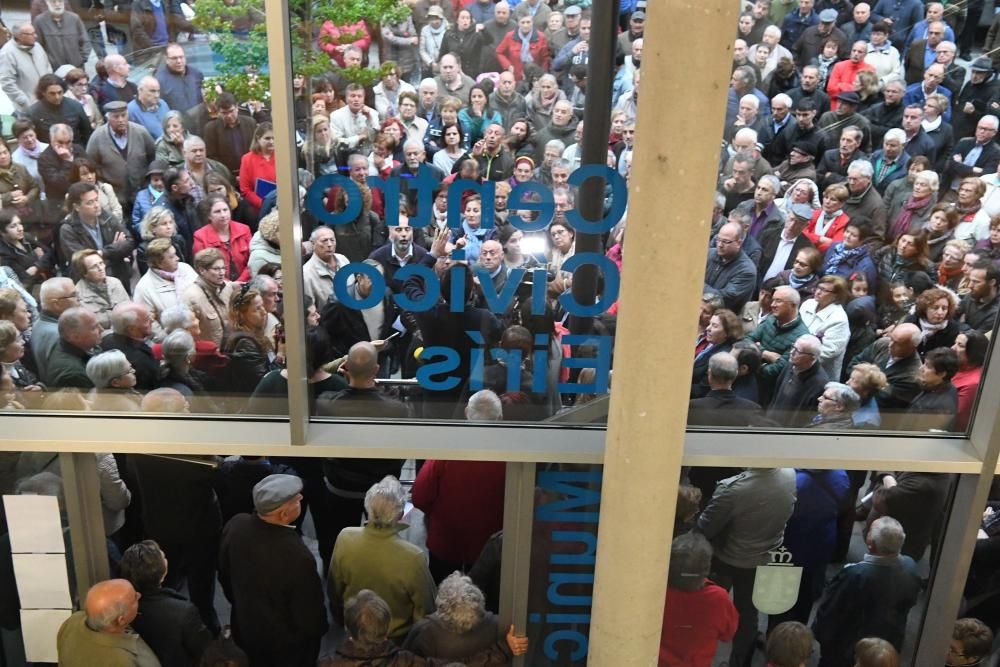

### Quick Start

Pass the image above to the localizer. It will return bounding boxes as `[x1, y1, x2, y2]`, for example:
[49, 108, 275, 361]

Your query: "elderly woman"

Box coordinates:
[883, 156, 931, 226]
[776, 247, 825, 302]
[85, 349, 142, 411]
[803, 183, 850, 252]
[220, 285, 277, 402]
[903, 286, 960, 356]
[193, 194, 253, 282]
[334, 589, 525, 666]
[887, 169, 938, 242]
[402, 572, 508, 661]
[952, 177, 986, 241]
[799, 275, 851, 378]
[774, 178, 820, 219]
[547, 220, 576, 274]
[0, 320, 42, 393]
[952, 330, 989, 431]
[154, 111, 189, 167]
[0, 211, 52, 291]
[182, 248, 234, 347]
[137, 207, 189, 274]
[71, 158, 122, 223]
[158, 329, 211, 405]
[846, 361, 888, 428]
[808, 381, 860, 429]
[153, 303, 227, 379]
[974, 214, 1000, 265]
[73, 249, 129, 332]
[691, 308, 744, 398]
[937, 239, 971, 290]
[133, 238, 199, 329]
[239, 122, 277, 216]
[63, 68, 102, 130]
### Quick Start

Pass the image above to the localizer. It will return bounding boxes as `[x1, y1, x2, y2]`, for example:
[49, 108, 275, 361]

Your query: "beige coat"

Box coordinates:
[76, 276, 130, 332]
[182, 279, 234, 347]
[133, 263, 198, 339]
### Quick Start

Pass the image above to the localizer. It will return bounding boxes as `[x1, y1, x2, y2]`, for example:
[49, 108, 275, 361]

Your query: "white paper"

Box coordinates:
[3, 495, 64, 554]
[20, 609, 71, 663]
[392, 316, 407, 334]
[12, 553, 72, 609]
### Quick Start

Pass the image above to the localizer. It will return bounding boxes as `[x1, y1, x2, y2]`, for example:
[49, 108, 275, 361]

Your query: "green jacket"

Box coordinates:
[328, 522, 437, 641]
[746, 314, 811, 378]
[57, 611, 161, 666]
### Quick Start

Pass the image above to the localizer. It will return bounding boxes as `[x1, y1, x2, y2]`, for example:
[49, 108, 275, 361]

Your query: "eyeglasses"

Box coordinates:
[716, 238, 738, 245]
[815, 285, 834, 294]
[791, 347, 816, 356]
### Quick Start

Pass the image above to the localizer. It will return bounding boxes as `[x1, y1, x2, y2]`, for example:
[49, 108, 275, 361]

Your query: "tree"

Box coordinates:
[191, 0, 411, 103]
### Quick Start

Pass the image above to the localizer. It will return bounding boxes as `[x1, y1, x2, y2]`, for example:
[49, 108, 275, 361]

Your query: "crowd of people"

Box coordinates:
[0, 0, 998, 663]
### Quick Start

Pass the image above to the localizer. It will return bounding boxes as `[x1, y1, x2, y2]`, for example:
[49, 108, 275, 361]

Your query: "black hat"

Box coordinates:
[835, 91, 861, 105]
[145, 160, 168, 177]
[103, 100, 127, 115]
[971, 57, 994, 73]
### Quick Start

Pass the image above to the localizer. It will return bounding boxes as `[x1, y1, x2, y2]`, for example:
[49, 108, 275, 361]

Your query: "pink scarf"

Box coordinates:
[888, 195, 931, 241]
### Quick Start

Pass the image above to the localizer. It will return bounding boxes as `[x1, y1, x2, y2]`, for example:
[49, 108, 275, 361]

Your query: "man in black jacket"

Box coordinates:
[943, 115, 1000, 191]
[958, 261, 1000, 333]
[704, 222, 758, 312]
[907, 347, 959, 431]
[219, 474, 328, 667]
[862, 79, 906, 145]
[768, 333, 829, 426]
[953, 58, 999, 139]
[846, 322, 923, 421]
[100, 303, 158, 390]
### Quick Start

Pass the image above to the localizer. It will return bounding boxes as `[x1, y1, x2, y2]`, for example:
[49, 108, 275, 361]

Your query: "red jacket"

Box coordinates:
[411, 460, 506, 565]
[660, 581, 739, 667]
[238, 151, 276, 212]
[318, 20, 372, 67]
[826, 60, 874, 111]
[193, 221, 253, 282]
[803, 209, 850, 252]
[496, 29, 551, 81]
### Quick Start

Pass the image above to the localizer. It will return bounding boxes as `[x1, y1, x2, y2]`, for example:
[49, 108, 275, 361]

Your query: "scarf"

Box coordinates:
[922, 115, 942, 132]
[888, 195, 931, 241]
[919, 317, 948, 333]
[18, 143, 44, 160]
[814, 210, 842, 237]
[85, 279, 110, 305]
[957, 200, 981, 220]
[153, 267, 195, 295]
[518, 30, 535, 63]
[938, 262, 963, 286]
[825, 242, 867, 275]
[788, 272, 814, 289]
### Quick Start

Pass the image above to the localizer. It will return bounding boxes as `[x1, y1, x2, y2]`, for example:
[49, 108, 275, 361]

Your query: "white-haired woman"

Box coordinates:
[86, 349, 141, 411]
[158, 329, 212, 403]
[153, 304, 228, 382]
[808, 381, 860, 429]
[402, 572, 506, 661]
[887, 169, 938, 242]
[137, 206, 189, 274]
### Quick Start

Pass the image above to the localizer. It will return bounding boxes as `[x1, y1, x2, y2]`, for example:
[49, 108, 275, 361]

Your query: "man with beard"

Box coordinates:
[957, 261, 1000, 332]
[788, 64, 831, 116]
[767, 98, 823, 162]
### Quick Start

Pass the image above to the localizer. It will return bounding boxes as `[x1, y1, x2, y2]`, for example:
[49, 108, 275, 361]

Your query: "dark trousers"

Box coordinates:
[767, 563, 826, 628]
[429, 551, 469, 585]
[160, 537, 221, 636]
[710, 557, 759, 667]
[320, 493, 366, 574]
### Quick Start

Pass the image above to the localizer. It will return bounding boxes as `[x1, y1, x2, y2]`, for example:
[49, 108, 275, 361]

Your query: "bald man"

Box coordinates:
[57, 579, 160, 665]
[846, 322, 923, 420]
[314, 342, 410, 568]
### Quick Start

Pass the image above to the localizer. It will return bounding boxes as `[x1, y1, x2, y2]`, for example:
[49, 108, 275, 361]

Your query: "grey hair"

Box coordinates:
[435, 572, 486, 633]
[161, 329, 195, 369]
[708, 352, 739, 384]
[823, 381, 860, 412]
[884, 79, 906, 92]
[139, 207, 175, 241]
[419, 78, 438, 92]
[159, 304, 195, 334]
[344, 589, 391, 646]
[795, 333, 822, 357]
[883, 128, 906, 144]
[545, 139, 566, 152]
[758, 174, 780, 193]
[739, 94, 760, 110]
[981, 115, 1000, 130]
[309, 226, 335, 243]
[86, 597, 131, 632]
[702, 292, 725, 309]
[733, 127, 758, 144]
[402, 139, 425, 153]
[847, 159, 874, 179]
[57, 307, 93, 338]
[111, 303, 147, 336]
[364, 475, 405, 528]
[552, 185, 575, 205]
[538, 73, 558, 87]
[49, 123, 73, 141]
[10, 22, 31, 37]
[841, 125, 863, 142]
[86, 349, 130, 389]
[40, 277, 74, 307]
[714, 191, 726, 209]
[772, 93, 792, 108]
[668, 532, 712, 592]
[248, 274, 278, 293]
[915, 169, 939, 192]
[551, 157, 572, 171]
[774, 285, 801, 307]
[161, 109, 184, 133]
[138, 76, 159, 92]
[466, 389, 502, 421]
[869, 516, 906, 555]
[182, 135, 206, 152]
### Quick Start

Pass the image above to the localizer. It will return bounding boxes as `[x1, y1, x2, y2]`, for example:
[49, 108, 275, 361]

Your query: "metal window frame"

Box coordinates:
[0, 2, 999, 665]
